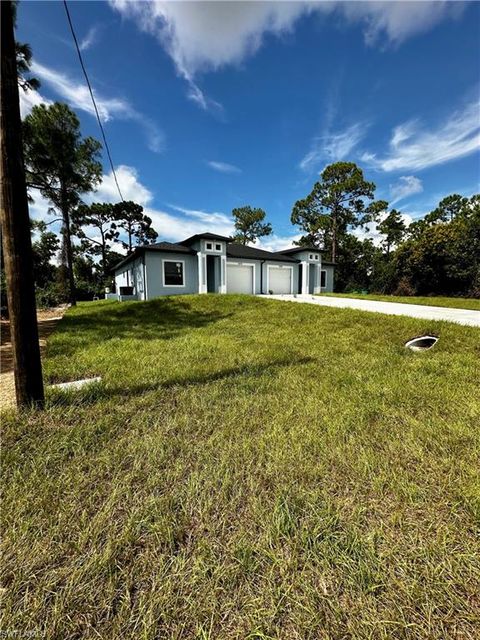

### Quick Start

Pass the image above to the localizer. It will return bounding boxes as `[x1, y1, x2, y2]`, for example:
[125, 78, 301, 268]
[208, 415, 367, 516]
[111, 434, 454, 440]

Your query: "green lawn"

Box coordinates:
[320, 292, 480, 311]
[2, 296, 480, 639]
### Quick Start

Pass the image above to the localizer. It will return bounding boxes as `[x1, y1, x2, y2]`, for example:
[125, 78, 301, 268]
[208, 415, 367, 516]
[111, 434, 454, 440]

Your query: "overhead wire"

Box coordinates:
[63, 0, 124, 202]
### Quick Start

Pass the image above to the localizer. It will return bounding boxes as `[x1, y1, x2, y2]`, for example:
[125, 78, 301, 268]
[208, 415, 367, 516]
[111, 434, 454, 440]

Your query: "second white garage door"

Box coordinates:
[268, 266, 292, 294]
[227, 263, 254, 294]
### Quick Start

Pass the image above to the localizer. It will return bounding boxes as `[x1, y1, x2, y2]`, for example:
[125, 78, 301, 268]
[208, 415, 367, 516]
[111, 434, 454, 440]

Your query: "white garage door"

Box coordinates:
[227, 263, 254, 294]
[269, 266, 292, 294]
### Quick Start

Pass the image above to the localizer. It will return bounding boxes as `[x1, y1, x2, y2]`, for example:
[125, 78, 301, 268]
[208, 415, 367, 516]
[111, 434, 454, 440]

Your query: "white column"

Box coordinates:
[220, 256, 227, 293]
[198, 252, 207, 293]
[301, 261, 308, 295]
[314, 263, 321, 294]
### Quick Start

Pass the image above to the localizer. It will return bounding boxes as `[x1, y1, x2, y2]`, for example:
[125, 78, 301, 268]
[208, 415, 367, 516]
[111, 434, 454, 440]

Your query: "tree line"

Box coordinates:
[231, 164, 479, 298]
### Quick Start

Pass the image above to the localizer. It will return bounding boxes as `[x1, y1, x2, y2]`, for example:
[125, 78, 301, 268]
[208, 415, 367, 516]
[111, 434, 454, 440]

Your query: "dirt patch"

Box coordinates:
[0, 305, 68, 411]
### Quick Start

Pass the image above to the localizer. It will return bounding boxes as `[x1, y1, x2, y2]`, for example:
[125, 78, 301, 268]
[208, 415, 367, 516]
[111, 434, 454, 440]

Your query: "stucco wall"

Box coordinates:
[321, 265, 335, 293]
[114, 256, 145, 300]
[144, 251, 198, 298]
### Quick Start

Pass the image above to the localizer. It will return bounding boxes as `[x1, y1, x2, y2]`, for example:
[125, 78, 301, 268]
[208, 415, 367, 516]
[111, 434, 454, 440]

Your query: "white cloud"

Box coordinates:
[207, 160, 242, 174]
[19, 87, 52, 118]
[363, 99, 480, 172]
[109, 1, 464, 110]
[79, 25, 100, 51]
[30, 61, 165, 153]
[109, 1, 307, 76]
[31, 61, 131, 122]
[93, 165, 153, 206]
[300, 123, 367, 172]
[256, 233, 302, 253]
[390, 175, 423, 204]
[341, 1, 465, 47]
[28, 190, 58, 226]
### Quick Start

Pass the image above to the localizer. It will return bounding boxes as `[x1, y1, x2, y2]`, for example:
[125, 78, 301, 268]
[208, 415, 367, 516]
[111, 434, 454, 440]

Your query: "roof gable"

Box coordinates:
[179, 232, 231, 246]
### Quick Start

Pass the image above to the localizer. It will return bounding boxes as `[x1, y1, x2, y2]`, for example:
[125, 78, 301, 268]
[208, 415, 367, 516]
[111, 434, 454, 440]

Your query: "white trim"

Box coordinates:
[162, 259, 186, 288]
[197, 253, 204, 293]
[204, 240, 223, 253]
[313, 263, 321, 294]
[301, 260, 308, 295]
[266, 264, 294, 295]
[220, 255, 227, 293]
[226, 261, 256, 294]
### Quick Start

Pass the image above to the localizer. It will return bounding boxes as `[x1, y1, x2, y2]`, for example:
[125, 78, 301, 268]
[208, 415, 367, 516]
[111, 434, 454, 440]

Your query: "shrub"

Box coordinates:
[393, 277, 416, 297]
[36, 283, 67, 309]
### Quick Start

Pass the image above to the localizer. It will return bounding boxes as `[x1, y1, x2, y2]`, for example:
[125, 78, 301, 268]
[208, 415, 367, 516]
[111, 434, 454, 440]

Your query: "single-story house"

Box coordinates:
[112, 232, 335, 301]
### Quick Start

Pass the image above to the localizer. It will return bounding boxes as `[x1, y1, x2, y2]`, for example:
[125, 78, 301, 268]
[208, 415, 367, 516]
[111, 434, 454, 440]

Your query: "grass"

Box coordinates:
[320, 292, 480, 311]
[2, 295, 480, 639]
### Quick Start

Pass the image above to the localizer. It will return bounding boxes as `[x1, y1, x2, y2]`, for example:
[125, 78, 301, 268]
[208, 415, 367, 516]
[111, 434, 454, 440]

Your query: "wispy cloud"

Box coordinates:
[256, 234, 301, 252]
[30, 61, 165, 153]
[207, 160, 242, 175]
[79, 25, 100, 51]
[390, 176, 423, 204]
[300, 123, 367, 172]
[362, 99, 480, 172]
[89, 166, 234, 242]
[168, 204, 233, 229]
[19, 86, 52, 119]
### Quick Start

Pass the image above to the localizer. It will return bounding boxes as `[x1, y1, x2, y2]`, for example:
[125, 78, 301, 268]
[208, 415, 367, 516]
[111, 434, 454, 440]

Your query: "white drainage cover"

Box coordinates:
[405, 336, 438, 351]
[51, 376, 102, 390]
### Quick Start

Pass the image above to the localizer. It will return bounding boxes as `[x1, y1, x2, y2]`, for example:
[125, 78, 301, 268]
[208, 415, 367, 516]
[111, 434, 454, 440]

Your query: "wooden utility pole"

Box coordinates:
[0, 0, 44, 408]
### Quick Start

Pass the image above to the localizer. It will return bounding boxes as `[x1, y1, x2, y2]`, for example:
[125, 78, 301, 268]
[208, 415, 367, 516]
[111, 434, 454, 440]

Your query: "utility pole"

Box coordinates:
[0, 0, 44, 408]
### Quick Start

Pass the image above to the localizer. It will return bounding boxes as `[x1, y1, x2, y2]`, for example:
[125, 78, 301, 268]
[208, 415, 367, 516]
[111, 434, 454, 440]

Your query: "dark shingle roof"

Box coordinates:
[147, 241, 196, 254]
[227, 243, 299, 263]
[180, 232, 232, 246]
[277, 246, 325, 255]
[113, 242, 195, 271]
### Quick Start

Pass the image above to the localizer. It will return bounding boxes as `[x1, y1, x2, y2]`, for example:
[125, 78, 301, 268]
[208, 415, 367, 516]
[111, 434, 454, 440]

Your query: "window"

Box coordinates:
[320, 270, 327, 288]
[163, 261, 184, 286]
[309, 254, 313, 260]
[314, 254, 319, 260]
[206, 242, 213, 250]
[215, 243, 222, 251]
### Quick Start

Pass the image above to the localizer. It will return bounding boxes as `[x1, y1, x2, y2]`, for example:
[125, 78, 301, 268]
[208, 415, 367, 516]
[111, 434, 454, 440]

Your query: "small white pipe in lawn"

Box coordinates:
[51, 377, 102, 390]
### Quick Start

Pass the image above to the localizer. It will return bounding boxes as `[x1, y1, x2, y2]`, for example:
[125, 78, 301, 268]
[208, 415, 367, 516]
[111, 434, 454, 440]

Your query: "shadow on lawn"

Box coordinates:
[48, 298, 234, 359]
[48, 355, 316, 408]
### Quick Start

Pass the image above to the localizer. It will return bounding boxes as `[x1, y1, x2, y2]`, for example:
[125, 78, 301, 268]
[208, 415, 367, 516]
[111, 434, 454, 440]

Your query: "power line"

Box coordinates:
[62, 0, 124, 202]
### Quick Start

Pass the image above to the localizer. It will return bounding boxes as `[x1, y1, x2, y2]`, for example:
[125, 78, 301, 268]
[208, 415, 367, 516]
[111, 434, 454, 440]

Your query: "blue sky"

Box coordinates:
[18, 1, 480, 251]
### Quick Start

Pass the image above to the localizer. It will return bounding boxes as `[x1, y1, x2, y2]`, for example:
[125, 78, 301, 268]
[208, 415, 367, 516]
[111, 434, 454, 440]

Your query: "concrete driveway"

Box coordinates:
[264, 295, 480, 327]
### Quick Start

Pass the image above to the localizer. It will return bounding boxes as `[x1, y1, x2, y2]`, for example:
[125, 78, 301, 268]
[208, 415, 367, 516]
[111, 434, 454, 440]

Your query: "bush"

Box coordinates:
[36, 283, 67, 309]
[393, 277, 416, 297]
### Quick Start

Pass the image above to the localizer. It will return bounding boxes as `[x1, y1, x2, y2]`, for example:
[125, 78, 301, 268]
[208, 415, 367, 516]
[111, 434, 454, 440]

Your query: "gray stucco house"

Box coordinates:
[112, 232, 335, 300]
